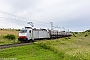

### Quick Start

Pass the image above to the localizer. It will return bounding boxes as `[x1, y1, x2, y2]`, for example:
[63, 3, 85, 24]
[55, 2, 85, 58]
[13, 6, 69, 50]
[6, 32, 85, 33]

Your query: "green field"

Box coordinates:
[0, 44, 60, 60]
[0, 29, 90, 60]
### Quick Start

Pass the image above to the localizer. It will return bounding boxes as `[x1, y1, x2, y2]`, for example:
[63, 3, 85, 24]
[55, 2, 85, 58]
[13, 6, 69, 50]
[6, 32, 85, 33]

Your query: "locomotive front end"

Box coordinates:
[18, 29, 28, 42]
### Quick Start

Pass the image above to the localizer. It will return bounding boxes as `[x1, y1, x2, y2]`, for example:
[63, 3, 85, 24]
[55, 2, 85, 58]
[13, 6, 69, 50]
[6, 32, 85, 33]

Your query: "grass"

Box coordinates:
[35, 37, 90, 60]
[0, 35, 19, 45]
[0, 44, 61, 60]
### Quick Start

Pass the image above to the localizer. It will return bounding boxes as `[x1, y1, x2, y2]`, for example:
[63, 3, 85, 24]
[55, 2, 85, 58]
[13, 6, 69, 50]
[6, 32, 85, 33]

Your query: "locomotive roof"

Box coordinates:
[21, 28, 47, 31]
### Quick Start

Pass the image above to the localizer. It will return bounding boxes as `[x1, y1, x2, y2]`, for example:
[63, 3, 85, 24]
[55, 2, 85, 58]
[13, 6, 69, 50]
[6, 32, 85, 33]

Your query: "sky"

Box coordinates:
[0, 0, 90, 32]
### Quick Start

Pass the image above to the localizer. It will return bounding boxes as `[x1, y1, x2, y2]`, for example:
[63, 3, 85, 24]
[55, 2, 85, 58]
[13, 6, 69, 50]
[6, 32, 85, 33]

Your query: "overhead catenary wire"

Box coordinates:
[0, 16, 51, 28]
[0, 11, 69, 31]
[0, 10, 70, 31]
[0, 16, 27, 22]
[0, 10, 50, 24]
[0, 10, 61, 30]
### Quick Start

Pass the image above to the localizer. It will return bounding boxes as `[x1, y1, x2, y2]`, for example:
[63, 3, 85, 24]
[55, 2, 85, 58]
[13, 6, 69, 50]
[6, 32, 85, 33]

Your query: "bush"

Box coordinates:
[3, 34, 16, 40]
[85, 30, 90, 32]
[74, 32, 78, 34]
[16, 29, 20, 31]
[85, 34, 88, 37]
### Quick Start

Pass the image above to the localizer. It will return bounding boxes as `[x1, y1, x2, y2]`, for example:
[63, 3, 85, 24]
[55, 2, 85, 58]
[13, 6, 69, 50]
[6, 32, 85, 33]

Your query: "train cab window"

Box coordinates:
[20, 30, 27, 33]
[29, 30, 31, 33]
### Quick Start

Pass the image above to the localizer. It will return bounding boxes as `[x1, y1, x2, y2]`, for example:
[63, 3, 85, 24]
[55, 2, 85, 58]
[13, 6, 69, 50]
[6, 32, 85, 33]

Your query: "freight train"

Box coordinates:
[18, 27, 72, 42]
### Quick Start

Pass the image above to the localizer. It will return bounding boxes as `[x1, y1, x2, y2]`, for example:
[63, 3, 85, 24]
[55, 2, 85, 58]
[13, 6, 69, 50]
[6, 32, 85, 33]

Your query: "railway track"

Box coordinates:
[0, 42, 34, 49]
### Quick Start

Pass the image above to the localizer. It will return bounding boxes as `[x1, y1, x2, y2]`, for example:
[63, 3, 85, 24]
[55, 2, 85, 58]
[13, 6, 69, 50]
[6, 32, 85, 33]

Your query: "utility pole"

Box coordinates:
[68, 29, 69, 32]
[50, 22, 53, 30]
[63, 27, 65, 31]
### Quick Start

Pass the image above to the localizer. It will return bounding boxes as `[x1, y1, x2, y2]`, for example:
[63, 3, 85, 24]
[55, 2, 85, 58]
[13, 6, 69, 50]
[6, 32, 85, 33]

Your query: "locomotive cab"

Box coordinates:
[18, 29, 32, 42]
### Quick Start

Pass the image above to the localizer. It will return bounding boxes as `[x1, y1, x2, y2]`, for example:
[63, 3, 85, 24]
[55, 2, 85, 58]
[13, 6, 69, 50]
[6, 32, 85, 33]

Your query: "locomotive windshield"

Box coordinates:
[20, 30, 27, 33]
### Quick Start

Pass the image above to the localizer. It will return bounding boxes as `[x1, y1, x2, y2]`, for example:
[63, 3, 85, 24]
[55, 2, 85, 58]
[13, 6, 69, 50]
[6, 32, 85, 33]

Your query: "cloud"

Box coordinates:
[0, 0, 90, 31]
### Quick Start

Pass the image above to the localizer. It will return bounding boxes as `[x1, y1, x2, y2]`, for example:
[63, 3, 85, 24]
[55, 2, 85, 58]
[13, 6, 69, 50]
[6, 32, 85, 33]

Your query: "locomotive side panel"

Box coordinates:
[31, 29, 50, 40]
[38, 30, 43, 38]
[33, 30, 39, 39]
